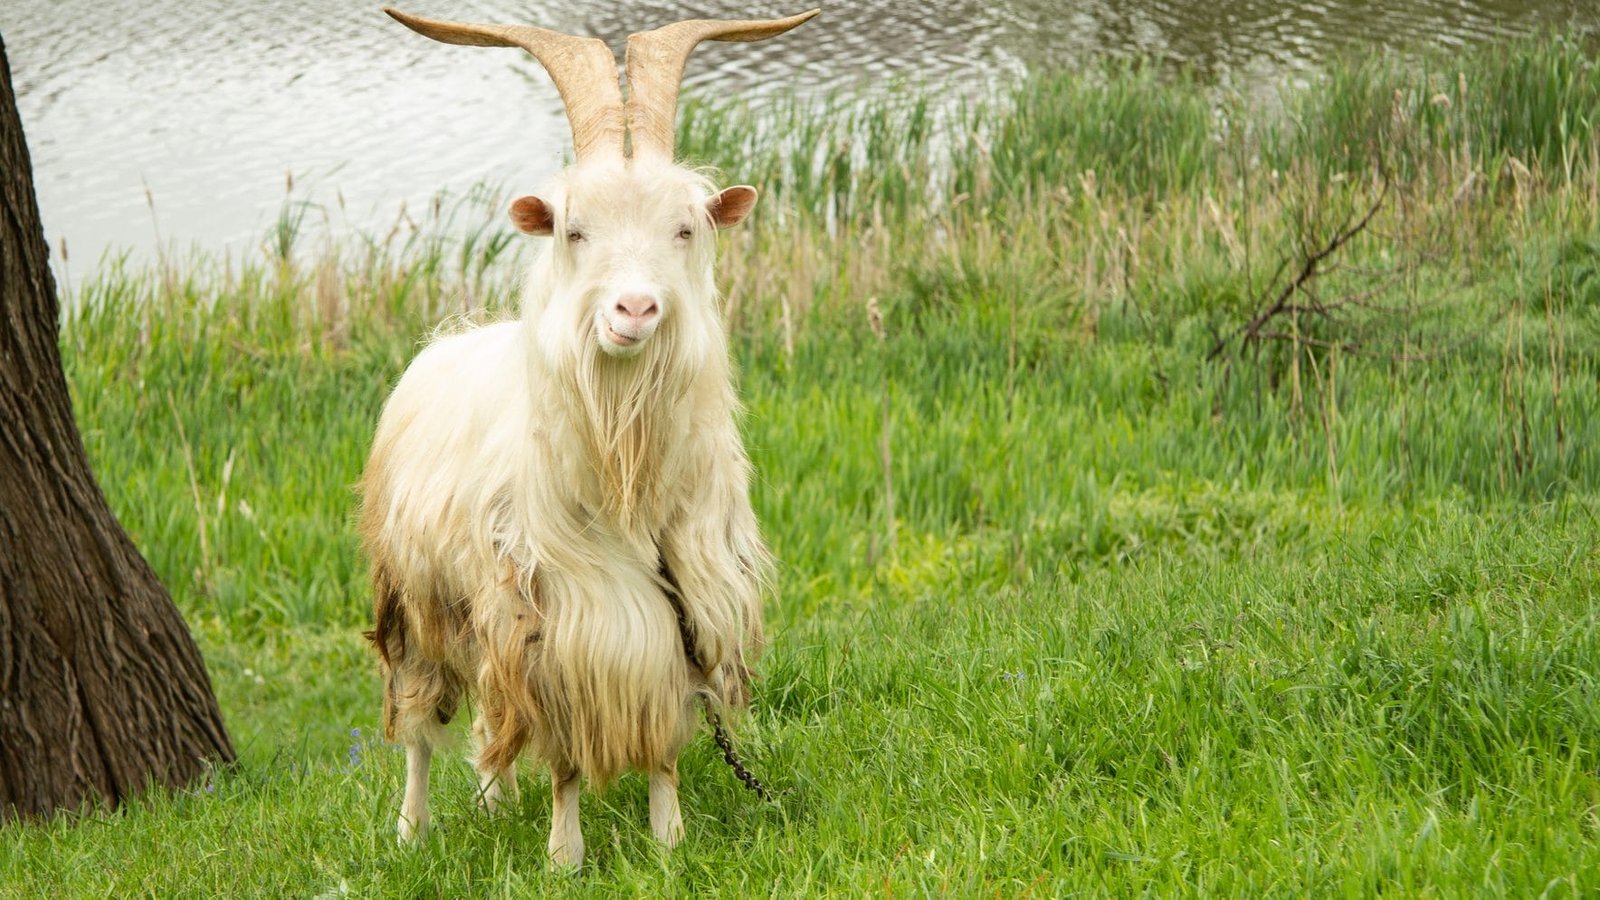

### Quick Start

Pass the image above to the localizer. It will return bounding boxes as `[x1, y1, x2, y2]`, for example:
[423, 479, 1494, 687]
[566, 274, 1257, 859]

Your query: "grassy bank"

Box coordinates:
[5, 35, 1600, 895]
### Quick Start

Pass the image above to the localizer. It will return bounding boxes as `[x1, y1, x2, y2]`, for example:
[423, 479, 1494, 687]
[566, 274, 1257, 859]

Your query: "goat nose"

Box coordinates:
[614, 294, 660, 321]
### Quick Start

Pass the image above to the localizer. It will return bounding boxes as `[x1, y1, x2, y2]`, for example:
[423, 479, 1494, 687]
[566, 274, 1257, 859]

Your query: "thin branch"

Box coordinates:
[1208, 177, 1391, 361]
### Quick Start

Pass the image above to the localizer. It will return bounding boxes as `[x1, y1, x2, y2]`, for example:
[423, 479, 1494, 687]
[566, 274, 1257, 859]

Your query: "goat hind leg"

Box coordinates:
[397, 740, 432, 844]
[471, 713, 519, 814]
[386, 656, 458, 844]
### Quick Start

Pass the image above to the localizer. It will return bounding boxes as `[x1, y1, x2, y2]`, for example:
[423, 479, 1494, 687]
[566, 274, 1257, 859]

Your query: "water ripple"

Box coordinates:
[2, 0, 1592, 275]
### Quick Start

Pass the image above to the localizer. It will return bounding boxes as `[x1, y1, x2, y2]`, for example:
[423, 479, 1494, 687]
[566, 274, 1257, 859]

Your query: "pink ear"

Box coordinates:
[509, 196, 554, 235]
[706, 185, 758, 229]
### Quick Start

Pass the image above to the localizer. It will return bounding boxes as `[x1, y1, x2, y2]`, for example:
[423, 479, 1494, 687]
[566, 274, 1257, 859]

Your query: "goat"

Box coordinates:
[360, 6, 817, 867]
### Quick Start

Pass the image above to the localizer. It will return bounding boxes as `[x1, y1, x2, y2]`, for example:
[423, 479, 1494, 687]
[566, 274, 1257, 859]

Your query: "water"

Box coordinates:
[3, 1, 1594, 280]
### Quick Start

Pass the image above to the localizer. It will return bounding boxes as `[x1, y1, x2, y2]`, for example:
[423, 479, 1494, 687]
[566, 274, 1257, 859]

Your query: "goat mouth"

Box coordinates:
[599, 318, 659, 357]
[603, 322, 640, 347]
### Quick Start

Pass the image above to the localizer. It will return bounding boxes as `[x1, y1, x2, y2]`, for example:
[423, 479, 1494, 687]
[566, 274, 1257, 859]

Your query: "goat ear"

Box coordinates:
[706, 185, 758, 230]
[510, 196, 555, 235]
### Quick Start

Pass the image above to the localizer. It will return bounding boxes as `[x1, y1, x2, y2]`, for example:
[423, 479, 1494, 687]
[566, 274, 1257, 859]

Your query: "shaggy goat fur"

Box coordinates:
[360, 157, 771, 856]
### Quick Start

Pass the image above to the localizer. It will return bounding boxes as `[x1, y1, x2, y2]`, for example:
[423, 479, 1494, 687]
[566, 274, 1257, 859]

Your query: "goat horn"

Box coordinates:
[625, 9, 820, 160]
[383, 7, 626, 161]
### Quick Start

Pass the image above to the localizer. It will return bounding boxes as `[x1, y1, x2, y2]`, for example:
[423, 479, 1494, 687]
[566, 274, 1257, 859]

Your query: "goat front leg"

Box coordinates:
[649, 760, 684, 848]
[548, 762, 583, 868]
[397, 740, 432, 844]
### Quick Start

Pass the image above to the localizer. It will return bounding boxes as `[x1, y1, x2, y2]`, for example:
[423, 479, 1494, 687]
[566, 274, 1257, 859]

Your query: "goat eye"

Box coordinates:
[566, 229, 585, 243]
[676, 226, 693, 241]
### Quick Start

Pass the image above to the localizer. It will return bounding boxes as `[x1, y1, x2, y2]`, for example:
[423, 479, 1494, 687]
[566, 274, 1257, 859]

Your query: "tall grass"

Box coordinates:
[1275, 34, 1600, 179]
[5, 34, 1598, 896]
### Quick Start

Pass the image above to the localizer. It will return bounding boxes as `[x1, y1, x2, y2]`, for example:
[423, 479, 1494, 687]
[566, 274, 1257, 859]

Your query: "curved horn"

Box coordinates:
[384, 7, 626, 161]
[625, 9, 819, 160]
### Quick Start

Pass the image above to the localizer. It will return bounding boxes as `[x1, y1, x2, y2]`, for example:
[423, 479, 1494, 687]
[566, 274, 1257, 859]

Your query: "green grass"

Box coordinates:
[5, 35, 1600, 895]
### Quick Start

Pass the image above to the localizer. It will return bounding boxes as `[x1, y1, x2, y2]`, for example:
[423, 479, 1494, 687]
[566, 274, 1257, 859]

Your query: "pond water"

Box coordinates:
[3, 1, 1594, 281]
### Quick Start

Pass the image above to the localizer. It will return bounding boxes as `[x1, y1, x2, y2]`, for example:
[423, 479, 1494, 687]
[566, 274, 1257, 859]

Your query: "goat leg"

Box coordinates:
[548, 762, 583, 868]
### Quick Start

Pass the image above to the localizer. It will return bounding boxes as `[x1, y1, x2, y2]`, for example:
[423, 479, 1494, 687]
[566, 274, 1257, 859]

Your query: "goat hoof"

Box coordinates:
[548, 841, 584, 870]
[654, 817, 684, 849]
[478, 786, 501, 815]
[397, 815, 429, 846]
[478, 776, 519, 815]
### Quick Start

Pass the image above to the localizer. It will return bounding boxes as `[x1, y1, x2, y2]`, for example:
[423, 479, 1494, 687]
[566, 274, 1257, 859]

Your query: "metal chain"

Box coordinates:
[659, 555, 779, 804]
[705, 707, 775, 802]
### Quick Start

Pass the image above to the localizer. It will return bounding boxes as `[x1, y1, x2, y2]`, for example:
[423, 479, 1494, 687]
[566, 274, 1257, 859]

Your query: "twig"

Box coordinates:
[1208, 177, 1390, 361]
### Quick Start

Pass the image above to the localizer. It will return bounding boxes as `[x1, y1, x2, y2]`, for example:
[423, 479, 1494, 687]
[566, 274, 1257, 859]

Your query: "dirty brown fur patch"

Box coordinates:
[367, 567, 405, 666]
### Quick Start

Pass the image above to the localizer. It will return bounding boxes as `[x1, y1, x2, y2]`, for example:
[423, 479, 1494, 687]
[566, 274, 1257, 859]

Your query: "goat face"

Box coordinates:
[512, 158, 757, 360]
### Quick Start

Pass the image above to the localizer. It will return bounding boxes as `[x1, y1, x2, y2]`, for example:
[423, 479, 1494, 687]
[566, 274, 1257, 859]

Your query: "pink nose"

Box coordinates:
[613, 294, 660, 326]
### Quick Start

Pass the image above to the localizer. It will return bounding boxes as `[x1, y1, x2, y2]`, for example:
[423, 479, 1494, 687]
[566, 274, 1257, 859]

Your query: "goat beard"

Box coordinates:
[564, 325, 696, 532]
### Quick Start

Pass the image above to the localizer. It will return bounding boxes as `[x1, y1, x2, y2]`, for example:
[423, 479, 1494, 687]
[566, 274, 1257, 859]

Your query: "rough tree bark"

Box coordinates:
[0, 35, 235, 822]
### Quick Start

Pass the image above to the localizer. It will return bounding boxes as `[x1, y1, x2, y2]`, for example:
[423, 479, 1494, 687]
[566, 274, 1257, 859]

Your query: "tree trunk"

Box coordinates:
[0, 35, 235, 823]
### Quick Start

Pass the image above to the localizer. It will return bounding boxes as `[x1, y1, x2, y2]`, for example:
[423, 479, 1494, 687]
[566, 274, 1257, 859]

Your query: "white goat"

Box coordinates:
[361, 6, 816, 867]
